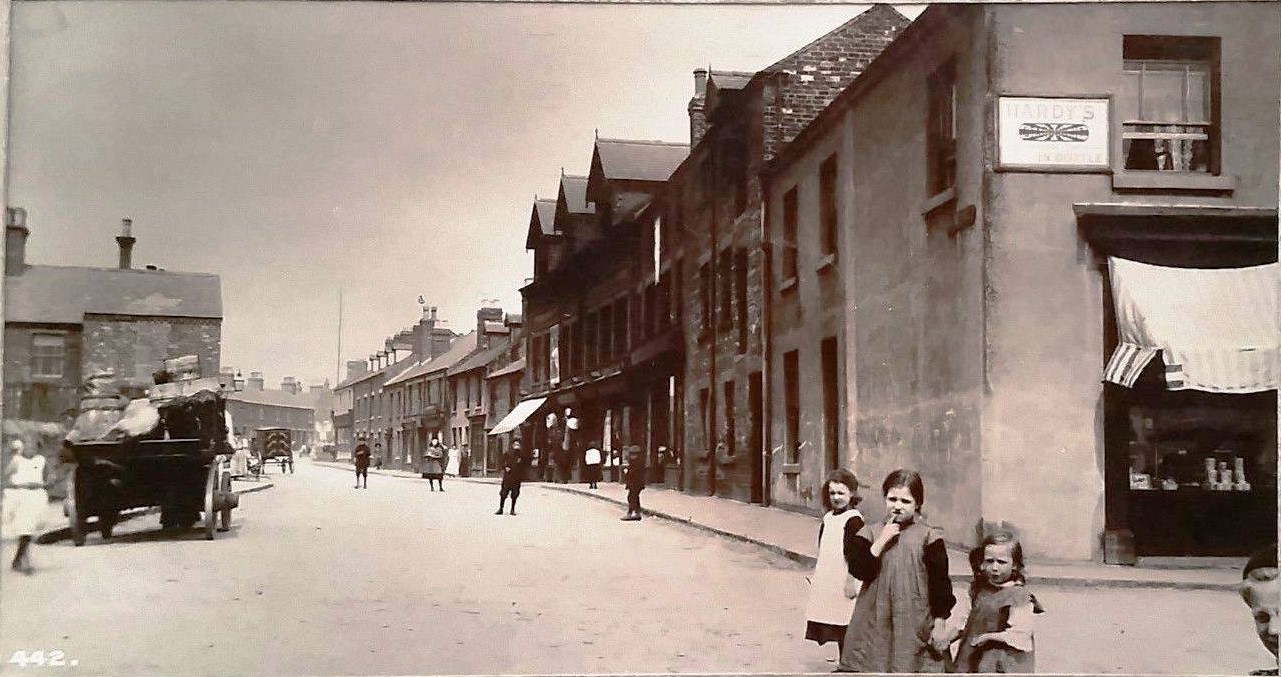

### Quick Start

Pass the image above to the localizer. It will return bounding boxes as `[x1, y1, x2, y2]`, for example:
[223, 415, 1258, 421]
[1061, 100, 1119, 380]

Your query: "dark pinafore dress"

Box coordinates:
[954, 584, 1039, 673]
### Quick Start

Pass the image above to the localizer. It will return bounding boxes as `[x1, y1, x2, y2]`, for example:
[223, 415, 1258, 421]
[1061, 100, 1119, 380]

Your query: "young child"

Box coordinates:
[952, 529, 1045, 673]
[837, 469, 955, 673]
[804, 469, 866, 662]
[4, 439, 49, 574]
[1240, 544, 1279, 675]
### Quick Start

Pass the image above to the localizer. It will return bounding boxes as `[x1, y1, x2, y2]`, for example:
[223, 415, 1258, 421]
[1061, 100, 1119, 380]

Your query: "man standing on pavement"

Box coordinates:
[583, 440, 603, 489]
[621, 444, 646, 521]
[496, 439, 527, 515]
[353, 441, 371, 489]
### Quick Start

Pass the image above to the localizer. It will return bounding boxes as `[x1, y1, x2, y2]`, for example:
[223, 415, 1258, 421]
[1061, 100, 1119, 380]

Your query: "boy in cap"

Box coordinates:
[620, 445, 646, 521]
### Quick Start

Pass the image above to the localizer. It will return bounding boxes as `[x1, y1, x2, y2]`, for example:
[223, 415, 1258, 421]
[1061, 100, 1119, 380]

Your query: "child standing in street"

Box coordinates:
[4, 439, 49, 574]
[583, 441, 603, 489]
[496, 440, 527, 516]
[952, 529, 1045, 673]
[620, 445, 645, 521]
[353, 442, 371, 489]
[804, 469, 867, 662]
[837, 469, 956, 673]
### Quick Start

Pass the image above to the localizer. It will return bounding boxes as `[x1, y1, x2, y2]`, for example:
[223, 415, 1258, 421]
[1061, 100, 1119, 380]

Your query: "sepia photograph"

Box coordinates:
[0, 0, 1277, 675]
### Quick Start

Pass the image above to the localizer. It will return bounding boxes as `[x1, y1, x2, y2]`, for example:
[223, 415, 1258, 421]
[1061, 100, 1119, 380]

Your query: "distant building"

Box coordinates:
[3, 211, 222, 422]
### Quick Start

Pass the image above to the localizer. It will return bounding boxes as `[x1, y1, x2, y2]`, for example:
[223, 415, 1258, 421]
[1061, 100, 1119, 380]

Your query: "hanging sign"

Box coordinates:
[997, 96, 1110, 171]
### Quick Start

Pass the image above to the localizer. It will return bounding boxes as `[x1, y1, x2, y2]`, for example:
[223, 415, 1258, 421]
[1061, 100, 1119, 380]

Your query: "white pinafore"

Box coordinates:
[804, 508, 863, 626]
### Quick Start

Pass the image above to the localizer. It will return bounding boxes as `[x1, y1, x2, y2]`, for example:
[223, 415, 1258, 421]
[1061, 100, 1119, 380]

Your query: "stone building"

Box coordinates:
[3, 211, 222, 422]
[671, 5, 909, 503]
[763, 2, 1278, 560]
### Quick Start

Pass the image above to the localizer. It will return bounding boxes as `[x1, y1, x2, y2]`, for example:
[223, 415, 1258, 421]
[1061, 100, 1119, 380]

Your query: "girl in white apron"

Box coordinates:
[804, 469, 866, 661]
[4, 439, 49, 574]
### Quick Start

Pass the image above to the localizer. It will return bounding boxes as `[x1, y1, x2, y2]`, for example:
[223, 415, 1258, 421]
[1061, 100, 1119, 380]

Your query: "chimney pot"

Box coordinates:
[116, 218, 136, 270]
[693, 68, 708, 96]
[121, 218, 132, 238]
[5, 207, 30, 276]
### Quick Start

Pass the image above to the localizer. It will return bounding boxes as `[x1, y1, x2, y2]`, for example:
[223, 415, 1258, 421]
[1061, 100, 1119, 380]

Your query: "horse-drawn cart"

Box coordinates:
[60, 360, 241, 545]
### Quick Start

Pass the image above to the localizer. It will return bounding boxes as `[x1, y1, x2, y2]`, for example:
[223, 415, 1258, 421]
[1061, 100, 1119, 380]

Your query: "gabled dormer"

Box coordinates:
[556, 173, 597, 255]
[526, 198, 560, 280]
[586, 138, 689, 236]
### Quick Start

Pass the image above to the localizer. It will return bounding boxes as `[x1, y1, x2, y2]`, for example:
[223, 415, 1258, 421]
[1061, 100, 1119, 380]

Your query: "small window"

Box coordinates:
[819, 154, 839, 257]
[735, 249, 749, 352]
[821, 337, 840, 472]
[699, 262, 713, 332]
[781, 188, 798, 282]
[32, 333, 66, 379]
[719, 248, 734, 329]
[783, 350, 800, 464]
[927, 58, 957, 195]
[1121, 36, 1219, 173]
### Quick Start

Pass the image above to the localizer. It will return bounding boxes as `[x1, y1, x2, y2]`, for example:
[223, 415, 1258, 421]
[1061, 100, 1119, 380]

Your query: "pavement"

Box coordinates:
[312, 460, 1245, 591]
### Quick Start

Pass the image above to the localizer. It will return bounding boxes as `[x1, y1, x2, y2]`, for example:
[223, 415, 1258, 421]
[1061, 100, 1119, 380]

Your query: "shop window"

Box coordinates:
[783, 349, 800, 464]
[1121, 36, 1218, 173]
[781, 188, 798, 283]
[820, 154, 839, 258]
[31, 333, 66, 379]
[926, 58, 957, 196]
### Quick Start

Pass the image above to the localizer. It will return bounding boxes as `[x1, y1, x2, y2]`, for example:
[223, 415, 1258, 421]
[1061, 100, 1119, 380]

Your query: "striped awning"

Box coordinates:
[488, 397, 547, 436]
[1105, 257, 1280, 393]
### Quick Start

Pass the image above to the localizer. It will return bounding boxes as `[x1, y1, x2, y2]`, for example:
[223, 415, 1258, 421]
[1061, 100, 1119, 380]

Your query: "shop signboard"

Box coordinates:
[997, 96, 1110, 171]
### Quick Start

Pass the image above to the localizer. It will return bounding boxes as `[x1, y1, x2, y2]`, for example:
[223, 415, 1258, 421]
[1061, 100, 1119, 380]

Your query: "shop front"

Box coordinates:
[1080, 205, 1278, 560]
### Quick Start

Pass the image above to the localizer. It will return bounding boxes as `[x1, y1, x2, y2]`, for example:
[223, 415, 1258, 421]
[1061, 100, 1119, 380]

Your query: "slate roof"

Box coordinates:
[593, 139, 689, 183]
[560, 175, 594, 215]
[448, 337, 510, 376]
[384, 331, 477, 386]
[707, 70, 755, 91]
[486, 357, 525, 380]
[333, 368, 378, 391]
[4, 265, 222, 325]
[229, 388, 316, 411]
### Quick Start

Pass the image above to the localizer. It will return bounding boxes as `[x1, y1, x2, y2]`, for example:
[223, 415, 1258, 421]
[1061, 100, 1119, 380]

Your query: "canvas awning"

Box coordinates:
[1104, 257, 1280, 392]
[488, 397, 547, 436]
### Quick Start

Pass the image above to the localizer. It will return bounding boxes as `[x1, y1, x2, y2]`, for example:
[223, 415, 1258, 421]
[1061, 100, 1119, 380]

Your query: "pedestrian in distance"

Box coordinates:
[444, 443, 461, 478]
[836, 469, 956, 673]
[3, 439, 49, 574]
[803, 469, 867, 662]
[951, 529, 1045, 673]
[620, 445, 646, 521]
[1239, 544, 1279, 675]
[373, 442, 384, 470]
[496, 439, 527, 516]
[353, 441, 371, 489]
[583, 441, 603, 489]
[421, 438, 446, 491]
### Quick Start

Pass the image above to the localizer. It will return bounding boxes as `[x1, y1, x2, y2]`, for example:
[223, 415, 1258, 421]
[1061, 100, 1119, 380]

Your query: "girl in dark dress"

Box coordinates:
[837, 469, 956, 673]
[952, 529, 1045, 673]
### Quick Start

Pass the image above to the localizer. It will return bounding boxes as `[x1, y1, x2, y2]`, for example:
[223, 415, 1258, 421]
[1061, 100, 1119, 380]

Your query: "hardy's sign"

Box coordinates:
[997, 96, 1110, 171]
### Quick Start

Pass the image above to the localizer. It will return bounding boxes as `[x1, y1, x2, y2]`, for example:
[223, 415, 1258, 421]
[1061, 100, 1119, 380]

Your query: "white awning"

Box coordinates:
[488, 397, 547, 436]
[1105, 257, 1280, 392]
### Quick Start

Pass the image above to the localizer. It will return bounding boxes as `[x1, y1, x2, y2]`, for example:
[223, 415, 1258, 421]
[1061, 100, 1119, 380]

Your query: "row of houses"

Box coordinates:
[336, 2, 1279, 563]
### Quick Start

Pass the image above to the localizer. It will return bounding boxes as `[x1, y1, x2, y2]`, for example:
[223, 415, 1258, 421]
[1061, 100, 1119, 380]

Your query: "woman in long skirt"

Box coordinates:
[421, 438, 446, 490]
[4, 439, 49, 574]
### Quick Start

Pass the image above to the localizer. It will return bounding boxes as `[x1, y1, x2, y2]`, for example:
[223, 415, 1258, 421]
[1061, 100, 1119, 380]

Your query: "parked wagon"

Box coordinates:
[59, 360, 241, 545]
[253, 427, 293, 474]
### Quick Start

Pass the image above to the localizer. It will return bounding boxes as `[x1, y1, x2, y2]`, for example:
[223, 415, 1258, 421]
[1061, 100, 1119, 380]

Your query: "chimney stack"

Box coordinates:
[5, 207, 29, 276]
[116, 218, 136, 270]
[476, 305, 504, 350]
[346, 360, 369, 379]
[689, 69, 709, 147]
[247, 371, 265, 391]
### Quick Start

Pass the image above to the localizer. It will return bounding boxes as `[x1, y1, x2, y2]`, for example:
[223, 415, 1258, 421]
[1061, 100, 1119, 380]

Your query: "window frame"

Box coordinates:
[1120, 35, 1221, 175]
[30, 332, 67, 380]
[819, 154, 839, 257]
[781, 187, 799, 284]
[926, 58, 958, 196]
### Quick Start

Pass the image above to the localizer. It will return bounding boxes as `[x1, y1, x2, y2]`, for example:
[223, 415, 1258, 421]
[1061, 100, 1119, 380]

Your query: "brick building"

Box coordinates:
[671, 5, 908, 503]
[763, 2, 1278, 560]
[521, 141, 687, 483]
[3, 211, 222, 423]
[446, 308, 513, 475]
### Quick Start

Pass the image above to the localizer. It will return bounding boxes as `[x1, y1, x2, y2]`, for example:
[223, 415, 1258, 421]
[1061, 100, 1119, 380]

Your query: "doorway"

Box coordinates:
[749, 371, 764, 504]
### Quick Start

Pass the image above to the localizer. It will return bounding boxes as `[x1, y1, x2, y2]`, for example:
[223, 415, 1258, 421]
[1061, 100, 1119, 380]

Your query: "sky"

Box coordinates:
[8, 1, 925, 390]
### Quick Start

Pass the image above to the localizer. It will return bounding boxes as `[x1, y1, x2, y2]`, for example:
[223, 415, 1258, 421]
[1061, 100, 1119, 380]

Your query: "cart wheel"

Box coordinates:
[218, 472, 232, 532]
[203, 462, 218, 541]
[66, 465, 87, 547]
[99, 510, 118, 539]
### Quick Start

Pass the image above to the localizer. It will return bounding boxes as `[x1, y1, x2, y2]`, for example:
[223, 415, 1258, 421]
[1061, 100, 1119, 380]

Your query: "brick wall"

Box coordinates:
[81, 315, 220, 393]
[3, 324, 83, 421]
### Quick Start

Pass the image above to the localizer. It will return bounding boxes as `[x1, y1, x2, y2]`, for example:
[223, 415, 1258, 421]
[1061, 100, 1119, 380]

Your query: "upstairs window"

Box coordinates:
[31, 333, 66, 379]
[926, 58, 957, 195]
[819, 154, 839, 257]
[699, 262, 713, 332]
[718, 248, 734, 329]
[1121, 36, 1218, 173]
[781, 188, 798, 282]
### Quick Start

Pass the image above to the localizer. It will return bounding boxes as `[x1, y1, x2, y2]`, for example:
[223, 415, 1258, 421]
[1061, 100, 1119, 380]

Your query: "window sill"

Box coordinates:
[781, 463, 801, 476]
[920, 186, 957, 218]
[779, 277, 798, 293]
[1112, 171, 1236, 193]
[816, 254, 836, 273]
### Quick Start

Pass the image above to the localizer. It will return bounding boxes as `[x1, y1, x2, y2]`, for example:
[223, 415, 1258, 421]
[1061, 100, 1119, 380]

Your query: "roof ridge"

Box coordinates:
[25, 263, 217, 278]
[709, 69, 756, 77]
[763, 4, 907, 74]
[595, 137, 689, 148]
